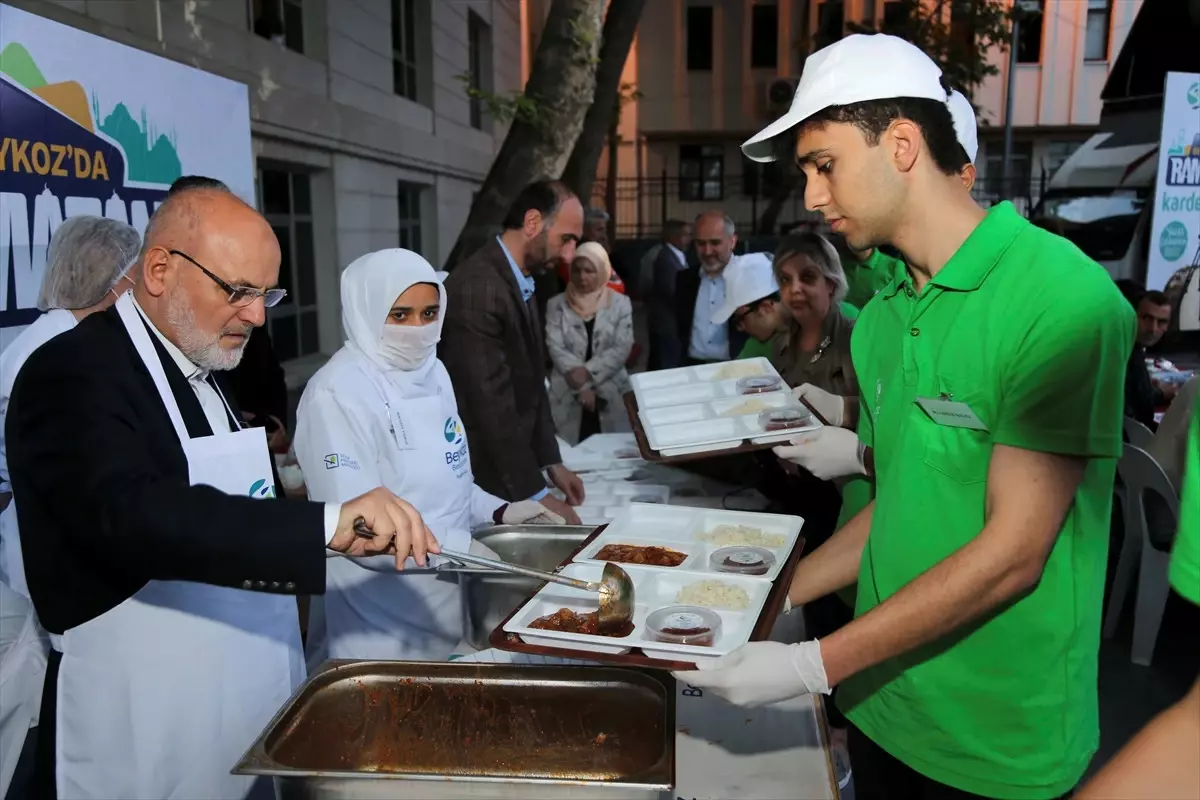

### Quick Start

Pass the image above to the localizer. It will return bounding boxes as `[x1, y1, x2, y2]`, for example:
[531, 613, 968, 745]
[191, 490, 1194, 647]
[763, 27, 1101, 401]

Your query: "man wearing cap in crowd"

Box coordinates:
[708, 254, 783, 361]
[678, 33, 1132, 800]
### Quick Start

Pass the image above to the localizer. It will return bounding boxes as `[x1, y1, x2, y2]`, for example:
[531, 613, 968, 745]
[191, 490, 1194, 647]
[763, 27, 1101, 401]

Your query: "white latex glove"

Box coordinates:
[501, 500, 566, 525]
[672, 641, 830, 707]
[772, 426, 866, 481]
[793, 383, 845, 428]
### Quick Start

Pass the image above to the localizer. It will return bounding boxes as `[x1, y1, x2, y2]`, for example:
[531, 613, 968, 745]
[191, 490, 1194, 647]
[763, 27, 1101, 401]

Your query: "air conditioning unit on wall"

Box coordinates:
[764, 77, 799, 116]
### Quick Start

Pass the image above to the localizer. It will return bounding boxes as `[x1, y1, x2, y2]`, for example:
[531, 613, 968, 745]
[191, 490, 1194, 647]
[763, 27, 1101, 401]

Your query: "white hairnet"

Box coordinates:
[37, 215, 141, 311]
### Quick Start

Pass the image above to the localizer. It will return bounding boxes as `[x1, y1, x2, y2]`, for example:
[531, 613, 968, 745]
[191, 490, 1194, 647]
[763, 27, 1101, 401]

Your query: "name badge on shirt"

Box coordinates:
[915, 396, 989, 431]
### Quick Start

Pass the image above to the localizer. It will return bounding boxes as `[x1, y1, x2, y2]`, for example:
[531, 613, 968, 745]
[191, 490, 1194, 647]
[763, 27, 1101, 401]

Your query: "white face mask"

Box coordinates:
[379, 323, 440, 370]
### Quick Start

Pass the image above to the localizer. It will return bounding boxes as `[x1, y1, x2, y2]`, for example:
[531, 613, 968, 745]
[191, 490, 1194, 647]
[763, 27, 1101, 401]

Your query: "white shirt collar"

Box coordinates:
[130, 296, 206, 382]
[667, 243, 687, 267]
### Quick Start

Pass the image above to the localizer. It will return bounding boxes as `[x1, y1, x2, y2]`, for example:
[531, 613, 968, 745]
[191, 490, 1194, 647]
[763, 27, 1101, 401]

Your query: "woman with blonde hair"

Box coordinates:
[545, 242, 634, 444]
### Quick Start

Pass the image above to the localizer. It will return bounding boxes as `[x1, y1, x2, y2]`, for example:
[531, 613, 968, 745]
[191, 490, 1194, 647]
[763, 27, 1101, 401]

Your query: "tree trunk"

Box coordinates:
[604, 120, 619, 242]
[756, 172, 802, 235]
[445, 0, 604, 270]
[560, 0, 648, 207]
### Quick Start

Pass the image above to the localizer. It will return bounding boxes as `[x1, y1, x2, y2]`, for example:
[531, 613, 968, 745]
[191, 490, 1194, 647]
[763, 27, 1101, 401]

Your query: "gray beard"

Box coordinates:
[166, 291, 250, 371]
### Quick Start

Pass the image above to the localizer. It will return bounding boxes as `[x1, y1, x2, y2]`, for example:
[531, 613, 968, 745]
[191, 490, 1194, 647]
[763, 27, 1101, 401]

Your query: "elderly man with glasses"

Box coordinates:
[5, 184, 438, 800]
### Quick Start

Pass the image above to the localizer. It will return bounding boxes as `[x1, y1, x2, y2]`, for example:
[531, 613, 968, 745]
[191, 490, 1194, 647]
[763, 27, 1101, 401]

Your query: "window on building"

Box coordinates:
[250, 0, 304, 53]
[881, 0, 908, 31]
[1043, 140, 1083, 174]
[1084, 0, 1111, 60]
[750, 3, 777, 70]
[258, 166, 319, 361]
[983, 141, 1033, 197]
[861, 0, 877, 24]
[680, 144, 723, 201]
[950, 0, 976, 60]
[686, 5, 714, 71]
[742, 162, 786, 197]
[467, 11, 492, 129]
[1014, 0, 1044, 64]
[392, 0, 419, 100]
[815, 1, 845, 47]
[398, 182, 424, 254]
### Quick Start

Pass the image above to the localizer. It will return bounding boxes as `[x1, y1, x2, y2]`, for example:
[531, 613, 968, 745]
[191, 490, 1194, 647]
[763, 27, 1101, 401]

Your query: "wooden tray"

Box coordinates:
[490, 521, 806, 670]
[624, 392, 830, 464]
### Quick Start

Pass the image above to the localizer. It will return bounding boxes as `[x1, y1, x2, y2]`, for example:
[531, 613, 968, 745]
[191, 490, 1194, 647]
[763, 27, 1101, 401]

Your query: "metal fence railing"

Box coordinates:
[594, 172, 1047, 240]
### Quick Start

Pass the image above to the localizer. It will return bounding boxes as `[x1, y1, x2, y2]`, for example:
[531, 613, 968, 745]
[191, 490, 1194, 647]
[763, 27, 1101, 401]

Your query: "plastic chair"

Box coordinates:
[1102, 444, 1179, 666]
[1123, 416, 1154, 450]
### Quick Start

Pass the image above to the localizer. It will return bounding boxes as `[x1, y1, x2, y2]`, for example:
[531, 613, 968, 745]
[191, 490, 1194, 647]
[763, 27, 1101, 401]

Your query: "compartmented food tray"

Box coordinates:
[629, 357, 778, 397]
[572, 504, 801, 583]
[639, 392, 820, 455]
[504, 563, 772, 663]
[493, 504, 805, 668]
[627, 358, 824, 460]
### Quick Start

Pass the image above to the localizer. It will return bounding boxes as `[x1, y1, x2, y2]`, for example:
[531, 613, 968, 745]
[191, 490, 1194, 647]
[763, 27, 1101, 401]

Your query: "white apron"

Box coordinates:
[323, 372, 473, 662]
[51, 294, 304, 800]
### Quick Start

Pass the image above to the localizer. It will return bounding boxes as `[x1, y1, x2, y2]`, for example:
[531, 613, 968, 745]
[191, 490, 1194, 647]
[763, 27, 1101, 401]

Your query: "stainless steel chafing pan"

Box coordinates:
[233, 659, 675, 799]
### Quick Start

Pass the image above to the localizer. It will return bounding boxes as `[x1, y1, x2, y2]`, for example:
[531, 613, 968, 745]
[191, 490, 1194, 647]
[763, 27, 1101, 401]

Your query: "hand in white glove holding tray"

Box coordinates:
[673, 640, 830, 706]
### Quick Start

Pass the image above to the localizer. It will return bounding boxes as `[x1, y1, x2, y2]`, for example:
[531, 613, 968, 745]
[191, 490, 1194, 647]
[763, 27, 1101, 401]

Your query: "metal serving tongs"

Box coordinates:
[352, 518, 635, 631]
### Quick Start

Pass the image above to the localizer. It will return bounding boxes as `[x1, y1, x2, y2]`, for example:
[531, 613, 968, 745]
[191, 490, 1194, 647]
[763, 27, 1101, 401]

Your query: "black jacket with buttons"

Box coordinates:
[5, 305, 326, 635]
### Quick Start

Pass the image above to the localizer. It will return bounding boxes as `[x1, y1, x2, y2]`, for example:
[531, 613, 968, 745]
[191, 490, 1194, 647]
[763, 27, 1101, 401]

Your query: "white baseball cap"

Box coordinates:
[947, 90, 978, 164]
[742, 34, 950, 163]
[711, 254, 779, 325]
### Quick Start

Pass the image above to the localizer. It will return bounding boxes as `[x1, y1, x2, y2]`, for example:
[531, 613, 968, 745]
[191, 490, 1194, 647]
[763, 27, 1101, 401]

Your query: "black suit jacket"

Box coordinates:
[675, 265, 749, 363]
[1124, 345, 1160, 430]
[648, 246, 685, 370]
[439, 239, 560, 501]
[5, 306, 326, 635]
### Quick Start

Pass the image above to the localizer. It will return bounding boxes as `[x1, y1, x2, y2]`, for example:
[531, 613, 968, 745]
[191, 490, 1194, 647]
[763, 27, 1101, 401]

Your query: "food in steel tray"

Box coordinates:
[646, 605, 722, 647]
[529, 607, 634, 638]
[758, 407, 812, 431]
[595, 543, 687, 567]
[710, 545, 776, 576]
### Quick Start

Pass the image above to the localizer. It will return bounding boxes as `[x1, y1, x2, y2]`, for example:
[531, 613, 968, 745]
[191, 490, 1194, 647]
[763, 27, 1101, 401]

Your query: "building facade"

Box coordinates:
[557, 0, 1145, 236]
[7, 0, 521, 378]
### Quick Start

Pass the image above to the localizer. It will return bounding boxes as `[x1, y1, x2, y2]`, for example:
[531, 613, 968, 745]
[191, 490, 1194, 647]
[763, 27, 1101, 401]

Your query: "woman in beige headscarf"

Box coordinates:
[545, 242, 634, 444]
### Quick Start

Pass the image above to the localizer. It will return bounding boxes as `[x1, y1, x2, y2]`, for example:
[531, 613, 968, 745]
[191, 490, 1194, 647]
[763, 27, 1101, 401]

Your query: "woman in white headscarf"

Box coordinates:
[293, 249, 563, 662]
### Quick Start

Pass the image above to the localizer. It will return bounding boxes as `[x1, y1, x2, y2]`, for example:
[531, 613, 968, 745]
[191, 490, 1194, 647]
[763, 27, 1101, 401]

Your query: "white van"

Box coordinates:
[1032, 130, 1200, 332]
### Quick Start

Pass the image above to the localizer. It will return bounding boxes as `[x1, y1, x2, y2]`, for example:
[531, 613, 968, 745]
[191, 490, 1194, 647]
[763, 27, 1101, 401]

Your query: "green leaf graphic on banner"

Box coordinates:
[0, 42, 47, 89]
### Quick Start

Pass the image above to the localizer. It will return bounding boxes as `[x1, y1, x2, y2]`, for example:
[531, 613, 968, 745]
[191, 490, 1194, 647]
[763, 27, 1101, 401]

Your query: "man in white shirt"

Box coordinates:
[676, 211, 752, 365]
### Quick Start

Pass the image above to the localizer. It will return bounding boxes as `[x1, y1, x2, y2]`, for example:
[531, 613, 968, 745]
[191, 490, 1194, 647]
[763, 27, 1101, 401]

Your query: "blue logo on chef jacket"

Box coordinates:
[443, 417, 469, 477]
[248, 478, 275, 499]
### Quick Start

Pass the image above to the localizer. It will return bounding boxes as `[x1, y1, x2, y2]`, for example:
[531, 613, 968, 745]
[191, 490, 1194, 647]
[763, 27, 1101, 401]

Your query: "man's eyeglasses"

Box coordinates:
[168, 249, 287, 309]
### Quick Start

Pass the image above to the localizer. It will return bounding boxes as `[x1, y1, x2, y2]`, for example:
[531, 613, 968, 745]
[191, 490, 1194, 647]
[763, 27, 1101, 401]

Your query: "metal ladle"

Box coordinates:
[352, 518, 635, 632]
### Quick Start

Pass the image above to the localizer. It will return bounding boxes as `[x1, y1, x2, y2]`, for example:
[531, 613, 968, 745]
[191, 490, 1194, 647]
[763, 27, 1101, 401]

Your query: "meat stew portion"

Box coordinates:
[594, 544, 687, 567]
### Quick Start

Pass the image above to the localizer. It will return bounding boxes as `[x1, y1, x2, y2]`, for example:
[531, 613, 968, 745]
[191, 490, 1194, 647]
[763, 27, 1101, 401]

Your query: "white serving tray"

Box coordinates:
[630, 357, 779, 397]
[571, 503, 803, 583]
[639, 392, 820, 453]
[503, 562, 772, 663]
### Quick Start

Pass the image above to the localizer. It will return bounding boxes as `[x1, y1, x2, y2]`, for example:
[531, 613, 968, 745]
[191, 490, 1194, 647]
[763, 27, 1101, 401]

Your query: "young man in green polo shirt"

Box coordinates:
[678, 33, 1134, 800]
